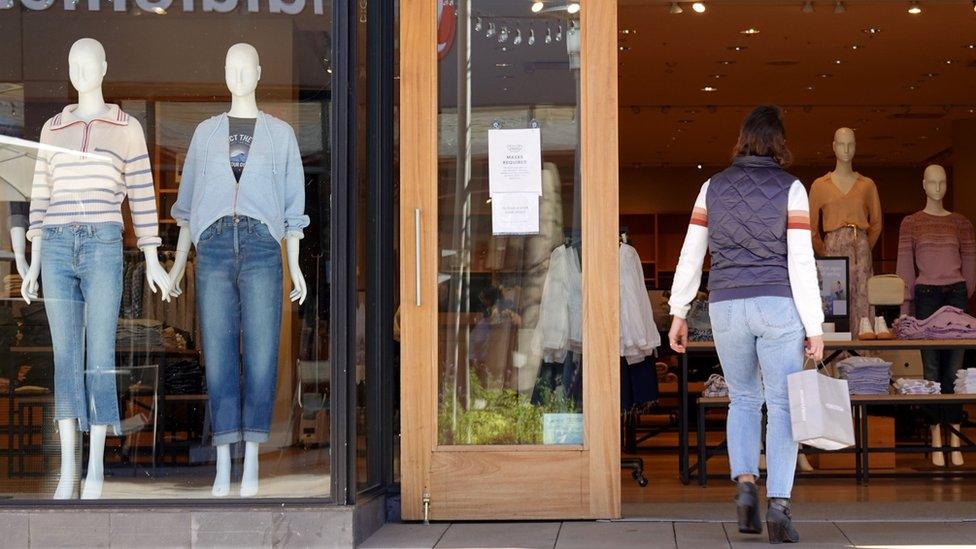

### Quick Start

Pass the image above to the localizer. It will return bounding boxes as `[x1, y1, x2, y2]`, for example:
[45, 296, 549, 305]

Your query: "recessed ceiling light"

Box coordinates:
[692, 2, 707, 13]
[678, 119, 693, 124]
[802, 1, 815, 14]
[740, 28, 760, 35]
[710, 74, 726, 79]
[728, 46, 748, 52]
[862, 27, 882, 35]
[850, 44, 863, 50]
[718, 60, 737, 65]
[818, 73, 833, 78]
[924, 72, 939, 78]
[834, 1, 845, 14]
[566, 2, 580, 14]
[702, 86, 718, 92]
[966, 44, 976, 50]
[908, 85, 918, 90]
[531, 1, 544, 13]
[946, 59, 957, 64]
[806, 85, 816, 90]
[495, 62, 511, 68]
[619, 29, 636, 35]
[619, 45, 630, 51]
[908, 1, 921, 15]
[669, 2, 683, 14]
[834, 59, 843, 64]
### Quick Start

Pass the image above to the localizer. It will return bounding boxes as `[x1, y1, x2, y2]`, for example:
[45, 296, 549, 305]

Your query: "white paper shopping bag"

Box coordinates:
[787, 368, 855, 451]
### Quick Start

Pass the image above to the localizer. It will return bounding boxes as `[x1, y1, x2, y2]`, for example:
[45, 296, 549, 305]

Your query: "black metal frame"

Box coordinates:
[330, 0, 359, 506]
[364, 0, 399, 493]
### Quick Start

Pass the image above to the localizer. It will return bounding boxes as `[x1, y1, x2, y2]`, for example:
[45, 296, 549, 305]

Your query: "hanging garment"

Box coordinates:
[620, 356, 659, 411]
[619, 243, 660, 363]
[535, 244, 582, 363]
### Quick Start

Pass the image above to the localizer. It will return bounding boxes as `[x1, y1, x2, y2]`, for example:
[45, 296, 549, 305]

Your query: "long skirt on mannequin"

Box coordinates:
[824, 226, 873, 329]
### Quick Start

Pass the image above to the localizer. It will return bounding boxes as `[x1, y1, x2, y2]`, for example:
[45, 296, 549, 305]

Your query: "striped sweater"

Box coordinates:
[28, 104, 162, 249]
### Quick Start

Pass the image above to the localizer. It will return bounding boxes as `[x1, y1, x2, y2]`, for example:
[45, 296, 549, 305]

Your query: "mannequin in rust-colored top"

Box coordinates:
[809, 128, 883, 338]
[897, 164, 976, 467]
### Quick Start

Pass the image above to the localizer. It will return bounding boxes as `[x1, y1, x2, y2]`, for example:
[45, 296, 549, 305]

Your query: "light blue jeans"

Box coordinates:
[41, 223, 123, 434]
[709, 296, 805, 498]
[196, 216, 282, 446]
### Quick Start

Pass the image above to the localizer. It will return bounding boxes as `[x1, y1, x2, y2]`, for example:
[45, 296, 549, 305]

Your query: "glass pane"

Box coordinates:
[0, 7, 332, 500]
[437, 0, 583, 445]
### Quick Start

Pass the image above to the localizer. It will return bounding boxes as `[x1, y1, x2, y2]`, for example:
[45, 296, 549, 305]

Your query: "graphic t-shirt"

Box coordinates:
[228, 116, 256, 182]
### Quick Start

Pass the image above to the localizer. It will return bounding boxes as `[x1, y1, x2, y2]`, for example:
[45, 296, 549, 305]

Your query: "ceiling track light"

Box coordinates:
[531, 1, 543, 13]
[669, 2, 683, 14]
[908, 1, 921, 14]
[692, 2, 706, 13]
[802, 1, 814, 13]
[566, 2, 580, 14]
[834, 1, 845, 14]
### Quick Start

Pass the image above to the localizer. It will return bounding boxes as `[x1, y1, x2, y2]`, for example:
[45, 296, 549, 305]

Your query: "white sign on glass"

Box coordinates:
[490, 192, 539, 235]
[488, 128, 542, 196]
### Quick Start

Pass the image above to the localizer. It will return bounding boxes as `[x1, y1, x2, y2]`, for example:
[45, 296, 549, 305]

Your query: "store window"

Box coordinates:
[0, 3, 332, 499]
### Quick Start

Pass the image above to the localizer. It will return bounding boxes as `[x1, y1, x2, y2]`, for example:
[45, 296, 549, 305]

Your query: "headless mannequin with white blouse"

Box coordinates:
[167, 43, 307, 497]
[20, 38, 172, 500]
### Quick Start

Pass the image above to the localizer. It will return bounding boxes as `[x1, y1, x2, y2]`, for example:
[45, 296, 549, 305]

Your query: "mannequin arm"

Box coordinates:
[10, 227, 28, 278]
[167, 227, 192, 298]
[21, 236, 41, 304]
[143, 245, 172, 302]
[286, 236, 307, 304]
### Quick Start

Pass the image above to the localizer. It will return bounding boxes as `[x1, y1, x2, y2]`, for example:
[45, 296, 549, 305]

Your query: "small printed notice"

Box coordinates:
[543, 413, 584, 445]
[488, 128, 542, 196]
[491, 192, 539, 235]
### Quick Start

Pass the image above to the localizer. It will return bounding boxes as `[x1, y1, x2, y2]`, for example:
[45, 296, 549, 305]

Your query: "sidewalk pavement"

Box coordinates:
[361, 520, 976, 548]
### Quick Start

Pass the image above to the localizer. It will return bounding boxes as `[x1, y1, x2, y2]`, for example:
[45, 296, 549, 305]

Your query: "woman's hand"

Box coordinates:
[805, 335, 824, 362]
[669, 317, 689, 354]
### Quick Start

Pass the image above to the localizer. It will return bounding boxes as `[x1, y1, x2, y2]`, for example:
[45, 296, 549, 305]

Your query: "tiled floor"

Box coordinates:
[360, 520, 976, 548]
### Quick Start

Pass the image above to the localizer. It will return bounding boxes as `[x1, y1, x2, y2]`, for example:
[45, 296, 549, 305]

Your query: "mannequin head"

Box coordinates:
[832, 127, 856, 164]
[225, 43, 261, 97]
[923, 164, 948, 202]
[68, 38, 107, 94]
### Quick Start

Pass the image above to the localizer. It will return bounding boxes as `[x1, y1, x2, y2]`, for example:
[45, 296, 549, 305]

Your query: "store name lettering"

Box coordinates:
[0, 0, 325, 15]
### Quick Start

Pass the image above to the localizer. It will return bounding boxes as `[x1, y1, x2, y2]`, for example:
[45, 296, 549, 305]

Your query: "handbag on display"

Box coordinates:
[787, 364, 855, 451]
[867, 274, 906, 306]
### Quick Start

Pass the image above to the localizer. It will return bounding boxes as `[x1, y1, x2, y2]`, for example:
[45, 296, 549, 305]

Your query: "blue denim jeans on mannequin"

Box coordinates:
[709, 296, 805, 498]
[916, 282, 968, 424]
[41, 223, 123, 434]
[196, 216, 282, 446]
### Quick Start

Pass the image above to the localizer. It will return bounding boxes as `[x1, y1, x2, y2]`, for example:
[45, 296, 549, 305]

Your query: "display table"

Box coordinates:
[678, 339, 976, 485]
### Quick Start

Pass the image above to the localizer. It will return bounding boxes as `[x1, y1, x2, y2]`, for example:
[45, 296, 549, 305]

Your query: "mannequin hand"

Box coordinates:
[21, 237, 42, 305]
[143, 247, 172, 302]
[289, 268, 307, 304]
[22, 266, 40, 304]
[668, 317, 689, 353]
[14, 253, 29, 280]
[167, 259, 187, 298]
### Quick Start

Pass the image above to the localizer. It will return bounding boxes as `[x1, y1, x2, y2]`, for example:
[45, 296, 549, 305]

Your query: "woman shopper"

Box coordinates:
[668, 105, 824, 544]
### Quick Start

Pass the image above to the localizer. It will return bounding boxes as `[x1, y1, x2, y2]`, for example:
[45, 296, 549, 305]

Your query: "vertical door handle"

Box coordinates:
[414, 208, 422, 306]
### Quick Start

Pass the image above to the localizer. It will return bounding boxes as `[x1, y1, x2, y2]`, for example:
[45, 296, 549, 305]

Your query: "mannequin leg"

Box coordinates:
[930, 425, 945, 467]
[949, 425, 964, 466]
[240, 441, 260, 497]
[212, 444, 231, 497]
[81, 425, 108, 499]
[54, 419, 78, 499]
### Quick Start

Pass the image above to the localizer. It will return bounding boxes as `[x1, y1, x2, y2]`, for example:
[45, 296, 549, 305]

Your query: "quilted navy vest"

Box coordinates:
[706, 155, 797, 303]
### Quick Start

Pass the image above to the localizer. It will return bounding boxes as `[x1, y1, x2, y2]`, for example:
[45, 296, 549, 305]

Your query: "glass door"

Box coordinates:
[400, 0, 620, 520]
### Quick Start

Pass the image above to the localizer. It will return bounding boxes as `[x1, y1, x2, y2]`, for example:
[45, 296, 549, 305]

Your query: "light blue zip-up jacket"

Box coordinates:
[172, 111, 309, 244]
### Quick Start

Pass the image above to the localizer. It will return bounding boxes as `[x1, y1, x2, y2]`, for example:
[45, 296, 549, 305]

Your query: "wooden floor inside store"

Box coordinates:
[622, 431, 976, 506]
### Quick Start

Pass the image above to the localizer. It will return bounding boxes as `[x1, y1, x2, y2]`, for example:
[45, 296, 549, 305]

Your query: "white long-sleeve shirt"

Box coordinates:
[668, 179, 824, 337]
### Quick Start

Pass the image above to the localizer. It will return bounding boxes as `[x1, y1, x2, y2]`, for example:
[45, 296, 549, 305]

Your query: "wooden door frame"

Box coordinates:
[399, 0, 620, 521]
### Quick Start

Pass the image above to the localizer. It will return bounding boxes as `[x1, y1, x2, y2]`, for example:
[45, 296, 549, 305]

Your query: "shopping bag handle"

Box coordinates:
[803, 357, 830, 374]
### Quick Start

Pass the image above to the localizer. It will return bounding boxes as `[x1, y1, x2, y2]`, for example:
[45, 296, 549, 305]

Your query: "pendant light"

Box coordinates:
[802, 1, 814, 13]
[833, 1, 845, 14]
[528, 25, 536, 45]
[545, 24, 553, 44]
[555, 22, 563, 42]
[669, 2, 683, 14]
[486, 21, 496, 38]
[474, 17, 482, 32]
[513, 27, 523, 46]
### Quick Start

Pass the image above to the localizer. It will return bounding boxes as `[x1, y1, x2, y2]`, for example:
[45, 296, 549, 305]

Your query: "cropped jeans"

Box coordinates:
[709, 296, 806, 499]
[41, 223, 123, 434]
[196, 216, 282, 446]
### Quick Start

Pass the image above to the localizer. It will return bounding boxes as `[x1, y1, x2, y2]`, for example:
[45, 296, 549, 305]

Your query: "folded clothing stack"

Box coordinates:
[893, 306, 976, 339]
[893, 378, 941, 395]
[836, 356, 892, 395]
[702, 373, 728, 398]
[954, 368, 976, 395]
[4, 275, 22, 297]
[116, 319, 163, 348]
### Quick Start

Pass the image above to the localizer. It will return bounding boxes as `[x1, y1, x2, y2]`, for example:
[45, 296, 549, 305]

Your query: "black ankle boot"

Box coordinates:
[766, 498, 800, 544]
[735, 482, 762, 534]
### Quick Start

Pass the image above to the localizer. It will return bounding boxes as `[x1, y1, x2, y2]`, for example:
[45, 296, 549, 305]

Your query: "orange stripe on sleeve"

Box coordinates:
[690, 207, 708, 227]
